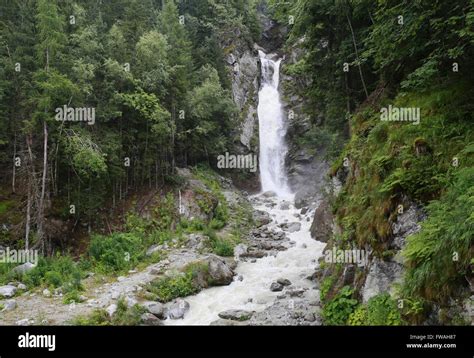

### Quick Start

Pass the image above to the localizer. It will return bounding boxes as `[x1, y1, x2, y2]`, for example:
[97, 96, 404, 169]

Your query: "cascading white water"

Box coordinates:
[257, 50, 291, 197]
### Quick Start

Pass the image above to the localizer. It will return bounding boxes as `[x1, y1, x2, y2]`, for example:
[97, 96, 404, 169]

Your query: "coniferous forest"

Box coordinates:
[0, 0, 472, 350]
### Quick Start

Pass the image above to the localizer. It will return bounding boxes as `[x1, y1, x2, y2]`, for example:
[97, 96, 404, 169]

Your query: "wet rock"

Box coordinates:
[140, 313, 162, 326]
[218, 309, 254, 321]
[277, 278, 292, 286]
[279, 201, 290, 210]
[234, 243, 248, 258]
[287, 288, 306, 297]
[270, 282, 284, 292]
[294, 194, 308, 209]
[300, 207, 308, 215]
[0, 285, 17, 298]
[286, 222, 301, 233]
[206, 255, 234, 285]
[262, 191, 277, 198]
[310, 199, 333, 242]
[166, 299, 190, 320]
[253, 210, 271, 227]
[141, 301, 165, 319]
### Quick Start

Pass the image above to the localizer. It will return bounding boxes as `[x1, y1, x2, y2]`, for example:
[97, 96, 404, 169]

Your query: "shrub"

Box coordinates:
[146, 271, 198, 302]
[322, 286, 358, 325]
[24, 255, 83, 292]
[89, 232, 143, 273]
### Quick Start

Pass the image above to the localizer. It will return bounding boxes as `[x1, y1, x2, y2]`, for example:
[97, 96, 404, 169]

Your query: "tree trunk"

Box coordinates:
[346, 11, 369, 100]
[37, 120, 48, 246]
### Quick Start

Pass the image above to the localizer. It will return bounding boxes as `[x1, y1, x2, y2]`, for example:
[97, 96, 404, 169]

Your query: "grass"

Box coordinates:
[73, 298, 145, 326]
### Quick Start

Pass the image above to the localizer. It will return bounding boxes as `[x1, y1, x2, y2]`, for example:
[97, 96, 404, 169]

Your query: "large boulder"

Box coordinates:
[310, 198, 334, 242]
[0, 285, 17, 298]
[12, 262, 36, 275]
[206, 255, 234, 285]
[253, 210, 271, 227]
[166, 299, 190, 320]
[141, 301, 165, 319]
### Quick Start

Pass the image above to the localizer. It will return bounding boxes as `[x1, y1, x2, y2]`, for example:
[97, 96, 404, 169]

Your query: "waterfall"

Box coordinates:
[257, 50, 291, 197]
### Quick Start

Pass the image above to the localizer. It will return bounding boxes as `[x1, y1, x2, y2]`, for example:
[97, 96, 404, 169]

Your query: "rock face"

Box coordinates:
[361, 258, 403, 303]
[175, 167, 219, 222]
[310, 198, 333, 242]
[361, 203, 426, 303]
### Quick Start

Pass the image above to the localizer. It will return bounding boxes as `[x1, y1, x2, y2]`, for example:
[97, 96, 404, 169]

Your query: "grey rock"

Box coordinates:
[17, 283, 27, 290]
[277, 278, 292, 286]
[0, 285, 17, 298]
[141, 301, 165, 319]
[362, 259, 403, 303]
[1, 299, 17, 311]
[286, 222, 301, 233]
[270, 282, 284, 292]
[166, 299, 190, 320]
[146, 244, 162, 256]
[279, 201, 290, 210]
[207, 255, 234, 285]
[140, 313, 162, 326]
[218, 309, 254, 321]
[310, 198, 333, 242]
[262, 191, 277, 198]
[106, 303, 117, 317]
[12, 262, 36, 275]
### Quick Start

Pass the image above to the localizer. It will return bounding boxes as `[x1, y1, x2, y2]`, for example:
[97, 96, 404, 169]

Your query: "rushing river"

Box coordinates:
[166, 51, 324, 325]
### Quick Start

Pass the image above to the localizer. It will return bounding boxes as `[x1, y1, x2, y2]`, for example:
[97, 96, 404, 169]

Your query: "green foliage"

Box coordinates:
[349, 294, 403, 326]
[402, 167, 474, 303]
[146, 271, 198, 303]
[23, 255, 83, 292]
[322, 286, 358, 325]
[73, 298, 145, 326]
[320, 276, 334, 302]
[73, 309, 110, 326]
[89, 232, 143, 273]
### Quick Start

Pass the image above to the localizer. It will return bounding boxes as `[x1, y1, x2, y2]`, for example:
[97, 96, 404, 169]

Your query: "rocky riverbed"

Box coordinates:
[166, 191, 325, 326]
